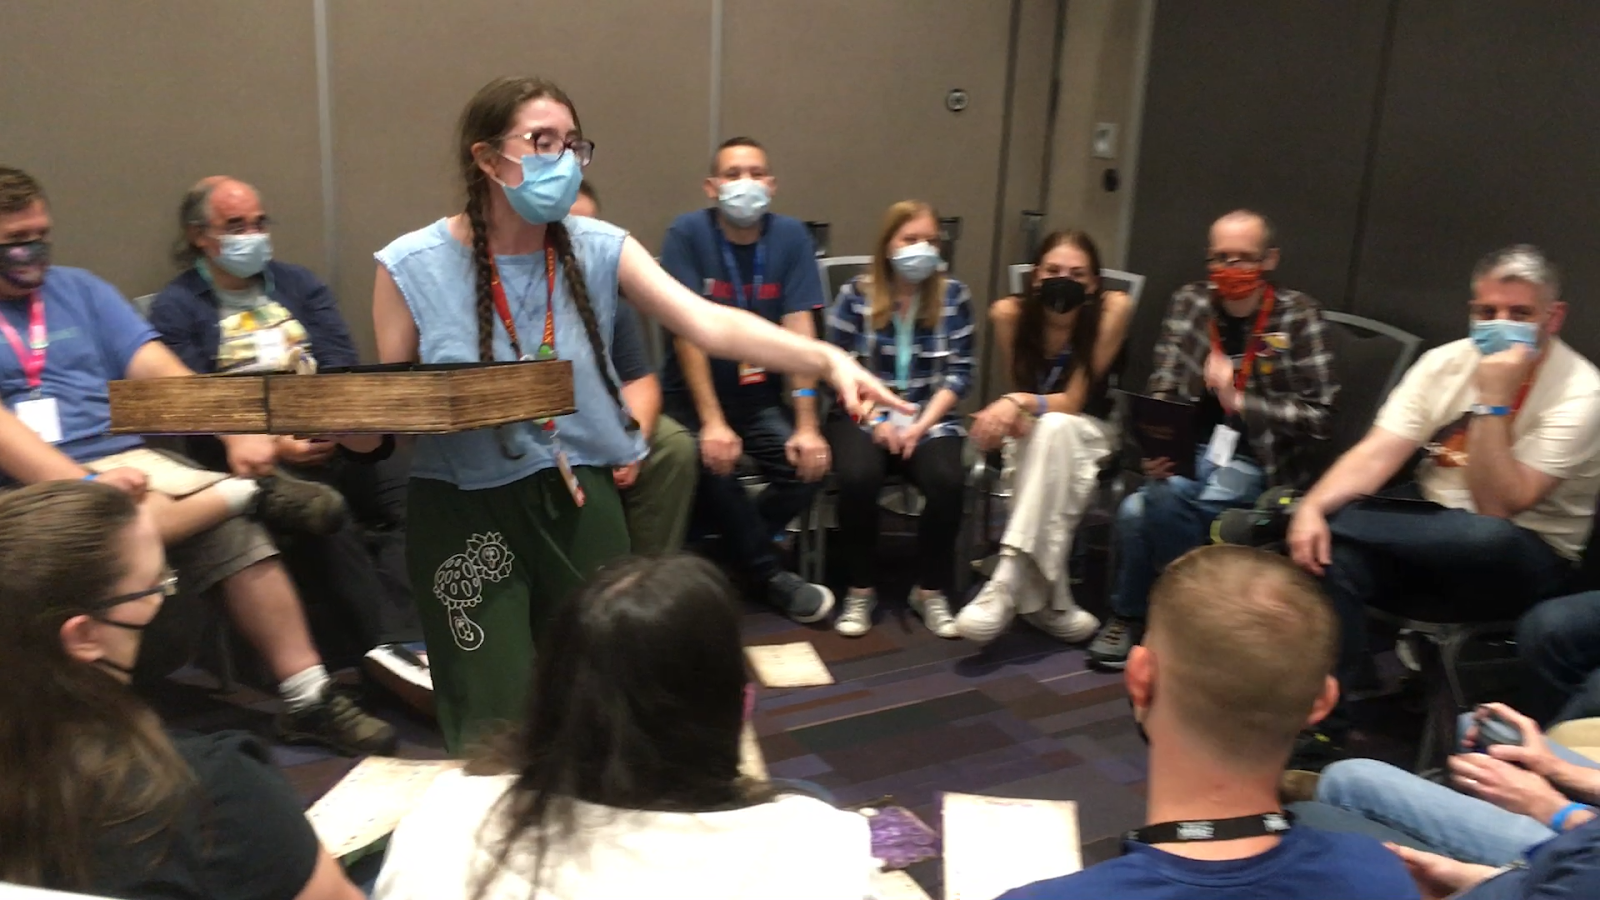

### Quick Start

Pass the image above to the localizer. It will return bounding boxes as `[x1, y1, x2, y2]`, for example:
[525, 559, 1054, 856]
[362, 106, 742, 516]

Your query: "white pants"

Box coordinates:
[999, 413, 1111, 613]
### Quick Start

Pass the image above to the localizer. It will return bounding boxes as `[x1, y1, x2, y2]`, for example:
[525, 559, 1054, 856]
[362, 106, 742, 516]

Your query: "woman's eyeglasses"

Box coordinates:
[96, 570, 178, 611]
[503, 130, 595, 167]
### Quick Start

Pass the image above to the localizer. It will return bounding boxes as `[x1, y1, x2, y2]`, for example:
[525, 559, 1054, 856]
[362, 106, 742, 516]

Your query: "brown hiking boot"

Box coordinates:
[276, 689, 398, 756]
[254, 470, 348, 536]
[1279, 769, 1321, 804]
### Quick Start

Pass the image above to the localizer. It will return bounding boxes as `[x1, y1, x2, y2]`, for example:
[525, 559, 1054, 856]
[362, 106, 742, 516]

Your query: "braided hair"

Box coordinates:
[456, 76, 635, 431]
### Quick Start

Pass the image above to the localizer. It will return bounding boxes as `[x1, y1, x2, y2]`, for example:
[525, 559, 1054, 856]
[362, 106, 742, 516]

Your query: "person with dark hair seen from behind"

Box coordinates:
[658, 136, 836, 623]
[1000, 546, 1418, 900]
[1087, 210, 1337, 670]
[1281, 244, 1599, 765]
[148, 175, 428, 707]
[0, 165, 395, 755]
[345, 77, 904, 753]
[824, 200, 975, 638]
[373, 555, 874, 900]
[0, 480, 361, 900]
[569, 179, 698, 555]
[958, 230, 1134, 645]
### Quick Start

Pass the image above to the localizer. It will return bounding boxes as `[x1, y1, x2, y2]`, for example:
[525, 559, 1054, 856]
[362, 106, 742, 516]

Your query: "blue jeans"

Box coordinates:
[1315, 714, 1600, 866]
[1109, 448, 1266, 619]
[1320, 487, 1575, 735]
[1518, 591, 1600, 726]
[666, 400, 818, 582]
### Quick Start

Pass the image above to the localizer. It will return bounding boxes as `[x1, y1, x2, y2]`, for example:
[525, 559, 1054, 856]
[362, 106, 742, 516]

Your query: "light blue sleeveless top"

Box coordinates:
[375, 216, 645, 490]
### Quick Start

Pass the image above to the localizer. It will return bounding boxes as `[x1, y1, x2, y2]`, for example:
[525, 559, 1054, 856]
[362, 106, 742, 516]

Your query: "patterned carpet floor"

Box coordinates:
[147, 527, 1429, 892]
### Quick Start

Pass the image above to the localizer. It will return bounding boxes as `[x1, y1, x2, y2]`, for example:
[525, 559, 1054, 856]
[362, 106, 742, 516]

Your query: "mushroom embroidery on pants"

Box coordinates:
[432, 532, 516, 651]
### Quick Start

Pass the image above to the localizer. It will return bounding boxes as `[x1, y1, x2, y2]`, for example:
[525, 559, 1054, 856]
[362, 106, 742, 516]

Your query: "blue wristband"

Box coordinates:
[1551, 802, 1595, 832]
[791, 388, 817, 399]
[1472, 403, 1513, 417]
[1035, 394, 1049, 417]
[83, 473, 98, 481]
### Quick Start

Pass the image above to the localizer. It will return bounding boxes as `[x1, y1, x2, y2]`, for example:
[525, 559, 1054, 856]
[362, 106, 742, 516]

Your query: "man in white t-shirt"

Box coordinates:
[1286, 244, 1600, 752]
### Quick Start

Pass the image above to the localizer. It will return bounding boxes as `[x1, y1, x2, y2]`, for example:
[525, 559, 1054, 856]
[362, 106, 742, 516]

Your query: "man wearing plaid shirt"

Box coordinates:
[1088, 210, 1339, 670]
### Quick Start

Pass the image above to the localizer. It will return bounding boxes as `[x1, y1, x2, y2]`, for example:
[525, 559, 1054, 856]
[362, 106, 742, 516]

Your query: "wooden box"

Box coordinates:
[108, 361, 575, 435]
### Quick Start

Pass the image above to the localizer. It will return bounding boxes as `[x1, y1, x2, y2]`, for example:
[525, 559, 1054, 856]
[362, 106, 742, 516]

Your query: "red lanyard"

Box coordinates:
[1209, 284, 1276, 393]
[0, 293, 48, 392]
[488, 240, 557, 361]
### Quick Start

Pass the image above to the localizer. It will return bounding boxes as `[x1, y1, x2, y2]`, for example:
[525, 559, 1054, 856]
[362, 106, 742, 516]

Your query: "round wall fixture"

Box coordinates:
[946, 89, 969, 112]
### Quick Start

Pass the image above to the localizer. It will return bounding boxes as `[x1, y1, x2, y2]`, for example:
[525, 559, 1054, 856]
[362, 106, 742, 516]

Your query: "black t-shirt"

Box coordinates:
[91, 730, 320, 900]
[1198, 310, 1255, 461]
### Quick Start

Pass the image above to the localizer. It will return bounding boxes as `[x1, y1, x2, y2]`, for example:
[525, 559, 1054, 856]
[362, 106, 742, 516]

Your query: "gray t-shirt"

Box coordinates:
[611, 299, 653, 382]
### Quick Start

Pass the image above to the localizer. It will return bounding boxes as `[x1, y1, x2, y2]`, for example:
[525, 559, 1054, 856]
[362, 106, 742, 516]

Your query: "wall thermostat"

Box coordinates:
[946, 89, 969, 112]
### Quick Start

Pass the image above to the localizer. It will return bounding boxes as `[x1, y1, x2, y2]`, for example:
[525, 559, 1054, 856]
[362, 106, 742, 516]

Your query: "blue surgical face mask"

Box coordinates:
[717, 179, 770, 228]
[214, 233, 272, 278]
[1469, 318, 1541, 356]
[890, 241, 941, 284]
[496, 151, 583, 225]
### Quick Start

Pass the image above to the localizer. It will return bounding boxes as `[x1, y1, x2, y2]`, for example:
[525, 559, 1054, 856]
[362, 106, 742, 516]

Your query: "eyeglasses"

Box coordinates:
[502, 130, 595, 167]
[211, 215, 272, 237]
[96, 570, 178, 611]
[1206, 252, 1267, 268]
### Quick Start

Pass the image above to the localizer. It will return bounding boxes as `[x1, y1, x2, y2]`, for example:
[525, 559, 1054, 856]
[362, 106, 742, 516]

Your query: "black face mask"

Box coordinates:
[0, 239, 50, 291]
[1037, 276, 1089, 314]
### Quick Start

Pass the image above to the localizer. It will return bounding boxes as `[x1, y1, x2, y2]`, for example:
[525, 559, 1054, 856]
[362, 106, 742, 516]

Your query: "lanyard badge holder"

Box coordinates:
[0, 294, 62, 444]
[717, 225, 769, 386]
[488, 242, 585, 507]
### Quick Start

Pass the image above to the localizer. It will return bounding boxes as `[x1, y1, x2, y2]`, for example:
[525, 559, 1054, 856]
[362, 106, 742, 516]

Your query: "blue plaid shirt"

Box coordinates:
[826, 275, 975, 442]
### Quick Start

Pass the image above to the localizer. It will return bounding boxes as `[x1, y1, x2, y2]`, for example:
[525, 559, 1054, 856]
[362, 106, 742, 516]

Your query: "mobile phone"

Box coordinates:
[1473, 712, 1524, 752]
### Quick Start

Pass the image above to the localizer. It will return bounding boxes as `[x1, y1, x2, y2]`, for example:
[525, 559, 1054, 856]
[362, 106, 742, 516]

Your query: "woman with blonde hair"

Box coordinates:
[958, 230, 1134, 645]
[823, 200, 974, 638]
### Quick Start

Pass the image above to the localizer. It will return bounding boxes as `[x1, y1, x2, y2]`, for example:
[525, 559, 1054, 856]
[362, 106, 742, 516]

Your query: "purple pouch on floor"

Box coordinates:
[861, 805, 941, 870]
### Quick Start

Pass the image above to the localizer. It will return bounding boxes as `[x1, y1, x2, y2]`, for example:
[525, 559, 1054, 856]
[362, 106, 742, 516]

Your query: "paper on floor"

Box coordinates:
[941, 792, 1081, 900]
[744, 641, 835, 687]
[305, 756, 461, 859]
[739, 720, 768, 781]
[870, 869, 935, 900]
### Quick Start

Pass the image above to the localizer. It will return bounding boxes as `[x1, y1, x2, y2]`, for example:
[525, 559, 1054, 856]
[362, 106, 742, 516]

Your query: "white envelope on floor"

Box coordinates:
[942, 792, 1081, 900]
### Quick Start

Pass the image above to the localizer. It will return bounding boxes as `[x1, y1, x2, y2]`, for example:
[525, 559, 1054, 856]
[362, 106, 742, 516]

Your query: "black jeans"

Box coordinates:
[1319, 485, 1576, 735]
[666, 399, 819, 582]
[824, 419, 965, 593]
[1516, 590, 1600, 725]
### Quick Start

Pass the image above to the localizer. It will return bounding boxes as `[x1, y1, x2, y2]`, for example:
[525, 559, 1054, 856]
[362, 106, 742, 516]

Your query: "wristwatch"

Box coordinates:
[1471, 403, 1513, 417]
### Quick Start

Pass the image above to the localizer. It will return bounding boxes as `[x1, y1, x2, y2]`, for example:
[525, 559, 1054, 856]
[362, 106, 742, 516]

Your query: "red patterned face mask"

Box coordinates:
[1211, 266, 1264, 302]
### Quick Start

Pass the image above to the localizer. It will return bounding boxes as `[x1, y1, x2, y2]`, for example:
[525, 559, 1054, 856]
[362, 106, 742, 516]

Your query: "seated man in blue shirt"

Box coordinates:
[1001, 545, 1417, 900]
[658, 137, 833, 621]
[149, 175, 428, 708]
[0, 166, 394, 755]
[569, 180, 697, 556]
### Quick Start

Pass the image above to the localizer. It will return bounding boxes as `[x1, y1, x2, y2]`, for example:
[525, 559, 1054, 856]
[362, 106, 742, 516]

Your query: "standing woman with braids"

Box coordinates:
[358, 77, 903, 753]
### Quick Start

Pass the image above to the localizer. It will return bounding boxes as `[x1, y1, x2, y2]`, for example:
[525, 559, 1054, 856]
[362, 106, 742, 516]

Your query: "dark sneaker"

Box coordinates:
[255, 470, 348, 536]
[1087, 616, 1144, 670]
[277, 689, 398, 756]
[1211, 487, 1303, 547]
[363, 642, 434, 718]
[767, 571, 835, 624]
[1287, 729, 1345, 773]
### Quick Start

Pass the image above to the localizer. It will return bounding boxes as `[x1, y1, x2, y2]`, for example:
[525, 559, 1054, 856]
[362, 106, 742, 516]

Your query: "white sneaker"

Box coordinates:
[1023, 607, 1100, 644]
[955, 580, 1018, 644]
[911, 590, 959, 639]
[835, 591, 876, 637]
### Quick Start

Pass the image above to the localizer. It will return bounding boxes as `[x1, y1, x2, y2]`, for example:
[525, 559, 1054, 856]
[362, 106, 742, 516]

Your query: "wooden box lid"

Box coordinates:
[109, 360, 575, 435]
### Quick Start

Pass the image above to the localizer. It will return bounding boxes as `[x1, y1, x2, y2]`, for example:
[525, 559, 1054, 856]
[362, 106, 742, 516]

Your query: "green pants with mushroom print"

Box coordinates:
[406, 465, 629, 755]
